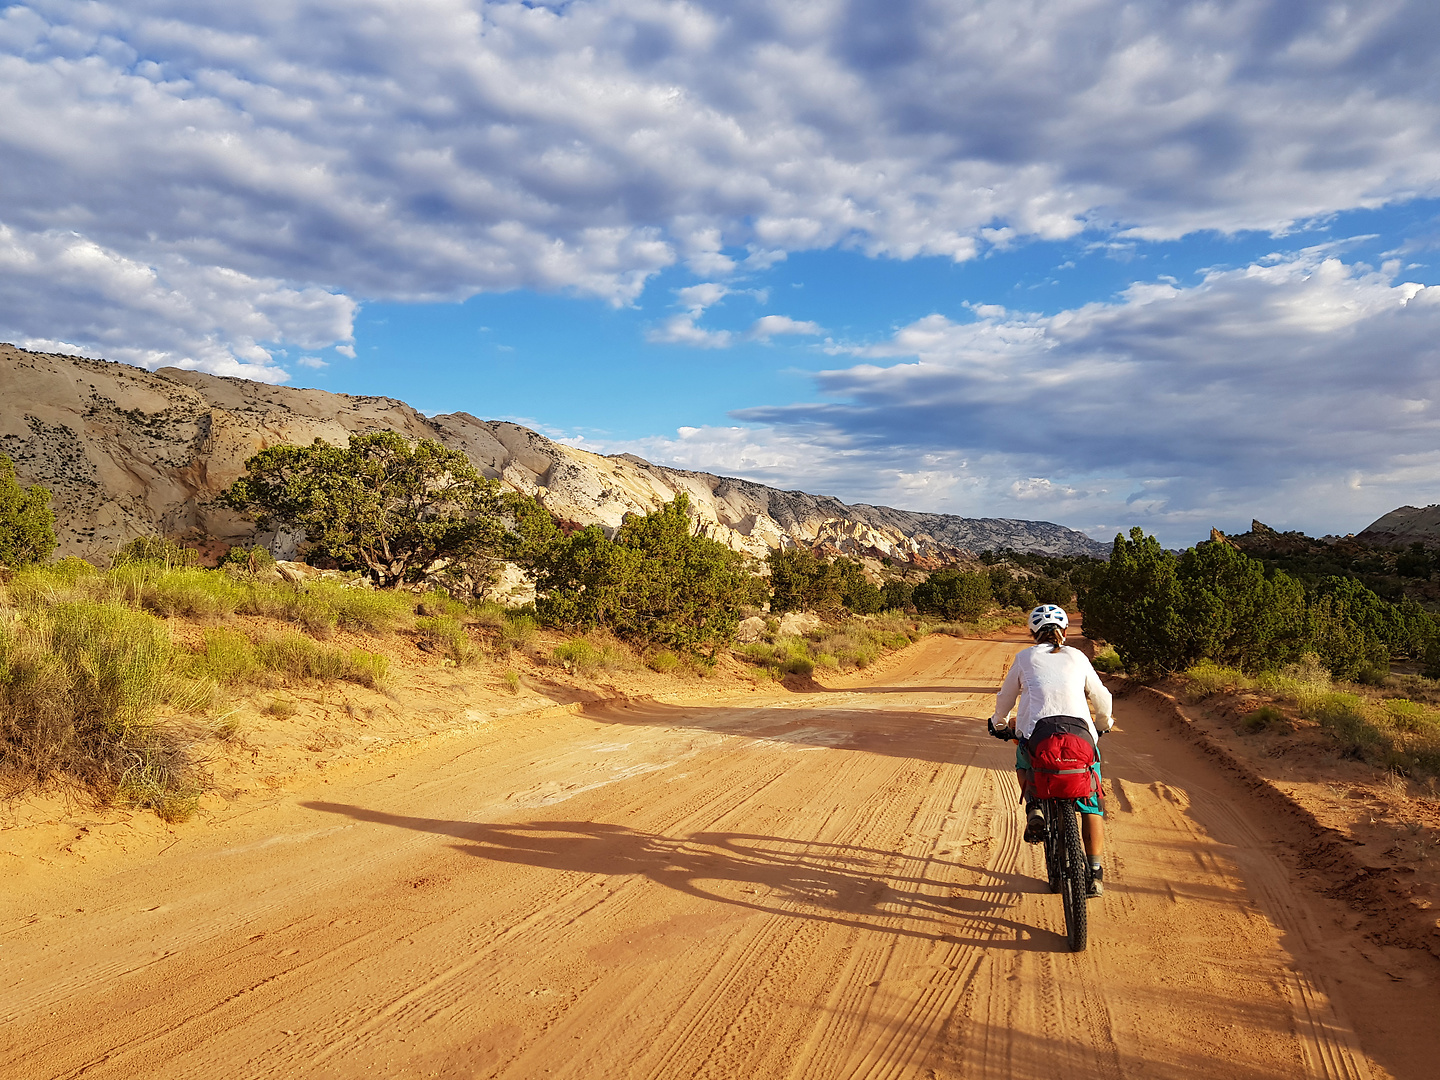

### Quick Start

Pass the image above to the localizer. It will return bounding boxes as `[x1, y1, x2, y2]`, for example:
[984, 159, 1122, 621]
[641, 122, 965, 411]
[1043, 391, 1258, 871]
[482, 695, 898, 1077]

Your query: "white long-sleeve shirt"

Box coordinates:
[991, 644, 1113, 741]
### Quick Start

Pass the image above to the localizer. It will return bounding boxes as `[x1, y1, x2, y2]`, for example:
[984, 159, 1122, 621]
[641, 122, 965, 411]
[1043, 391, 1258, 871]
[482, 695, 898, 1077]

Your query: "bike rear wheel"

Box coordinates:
[1058, 801, 1088, 952]
[1041, 805, 1062, 893]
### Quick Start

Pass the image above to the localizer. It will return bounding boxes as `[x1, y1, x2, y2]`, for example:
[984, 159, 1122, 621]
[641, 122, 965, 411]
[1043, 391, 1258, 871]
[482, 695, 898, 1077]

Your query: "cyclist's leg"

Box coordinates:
[1076, 754, 1104, 857]
[1013, 742, 1034, 803]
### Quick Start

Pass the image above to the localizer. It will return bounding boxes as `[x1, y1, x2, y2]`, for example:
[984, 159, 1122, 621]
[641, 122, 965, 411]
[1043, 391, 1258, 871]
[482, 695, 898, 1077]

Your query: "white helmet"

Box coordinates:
[1028, 604, 1069, 635]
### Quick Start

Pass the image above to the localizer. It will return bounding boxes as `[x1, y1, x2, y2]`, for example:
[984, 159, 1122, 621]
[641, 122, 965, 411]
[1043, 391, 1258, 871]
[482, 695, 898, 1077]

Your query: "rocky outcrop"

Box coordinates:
[1355, 505, 1440, 549]
[1, 344, 1106, 565]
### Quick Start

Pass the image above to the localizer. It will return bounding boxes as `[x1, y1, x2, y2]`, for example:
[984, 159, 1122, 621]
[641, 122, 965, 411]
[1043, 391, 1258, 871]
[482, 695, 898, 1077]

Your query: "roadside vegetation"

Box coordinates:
[0, 435, 1072, 819]
[1080, 526, 1440, 777]
[1179, 656, 1440, 777]
[1081, 527, 1440, 680]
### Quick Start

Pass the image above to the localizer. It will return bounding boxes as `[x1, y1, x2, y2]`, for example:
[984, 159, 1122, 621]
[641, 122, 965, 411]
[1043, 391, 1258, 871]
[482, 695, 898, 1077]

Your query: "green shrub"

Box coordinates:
[648, 650, 681, 673]
[1355, 663, 1391, 687]
[503, 668, 521, 694]
[0, 601, 206, 807]
[913, 568, 992, 621]
[112, 565, 246, 620]
[307, 581, 414, 633]
[191, 628, 257, 685]
[1240, 705, 1285, 733]
[113, 535, 200, 569]
[219, 430, 504, 589]
[417, 615, 477, 666]
[499, 613, 537, 650]
[218, 544, 276, 574]
[1092, 647, 1124, 674]
[0, 453, 57, 567]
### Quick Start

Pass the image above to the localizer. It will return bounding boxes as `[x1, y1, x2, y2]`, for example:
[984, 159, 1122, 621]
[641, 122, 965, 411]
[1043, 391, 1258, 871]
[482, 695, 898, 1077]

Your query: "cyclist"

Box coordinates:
[988, 605, 1113, 897]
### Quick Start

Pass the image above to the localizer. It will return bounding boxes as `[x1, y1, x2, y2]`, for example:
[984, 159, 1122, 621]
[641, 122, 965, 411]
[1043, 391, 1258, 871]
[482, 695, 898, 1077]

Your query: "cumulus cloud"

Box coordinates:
[2, 1, 1440, 372]
[750, 314, 823, 340]
[646, 282, 819, 346]
[0, 224, 353, 381]
[718, 251, 1440, 540]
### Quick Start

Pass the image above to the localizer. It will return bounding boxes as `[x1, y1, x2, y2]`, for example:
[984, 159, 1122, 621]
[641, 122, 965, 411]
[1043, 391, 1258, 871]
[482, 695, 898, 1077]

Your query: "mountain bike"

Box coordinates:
[1038, 796, 1088, 952]
[991, 721, 1099, 953]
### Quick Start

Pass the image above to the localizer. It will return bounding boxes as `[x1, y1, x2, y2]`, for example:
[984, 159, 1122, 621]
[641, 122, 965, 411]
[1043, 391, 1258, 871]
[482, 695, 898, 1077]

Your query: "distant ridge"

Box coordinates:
[0, 343, 1107, 565]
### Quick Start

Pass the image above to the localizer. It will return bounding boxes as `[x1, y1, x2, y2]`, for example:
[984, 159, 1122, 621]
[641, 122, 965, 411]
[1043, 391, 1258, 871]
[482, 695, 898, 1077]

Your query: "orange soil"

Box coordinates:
[3, 631, 1437, 1079]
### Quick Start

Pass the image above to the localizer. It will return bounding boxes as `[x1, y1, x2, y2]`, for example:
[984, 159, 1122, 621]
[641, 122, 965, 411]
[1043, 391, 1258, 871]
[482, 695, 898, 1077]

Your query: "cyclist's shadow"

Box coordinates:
[304, 802, 1068, 952]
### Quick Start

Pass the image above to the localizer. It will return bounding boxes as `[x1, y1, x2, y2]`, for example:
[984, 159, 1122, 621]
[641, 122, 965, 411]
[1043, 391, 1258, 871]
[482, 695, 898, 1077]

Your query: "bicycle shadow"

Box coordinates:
[303, 802, 1069, 952]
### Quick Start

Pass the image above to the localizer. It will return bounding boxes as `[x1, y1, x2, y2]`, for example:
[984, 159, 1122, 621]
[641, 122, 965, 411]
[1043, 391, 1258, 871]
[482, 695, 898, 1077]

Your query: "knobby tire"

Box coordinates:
[1042, 805, 1062, 894]
[1059, 800, 1088, 952]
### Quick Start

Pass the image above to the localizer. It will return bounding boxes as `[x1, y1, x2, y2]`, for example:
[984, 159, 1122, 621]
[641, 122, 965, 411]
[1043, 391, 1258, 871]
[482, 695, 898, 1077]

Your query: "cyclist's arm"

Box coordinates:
[991, 659, 1022, 728]
[1084, 662, 1114, 732]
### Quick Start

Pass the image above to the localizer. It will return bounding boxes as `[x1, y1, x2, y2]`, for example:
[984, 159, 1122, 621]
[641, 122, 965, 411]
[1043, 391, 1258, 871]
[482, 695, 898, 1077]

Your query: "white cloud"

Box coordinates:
[676, 282, 730, 314]
[1, 1, 1439, 371]
[646, 313, 733, 348]
[655, 251, 1440, 543]
[0, 224, 353, 381]
[749, 314, 823, 340]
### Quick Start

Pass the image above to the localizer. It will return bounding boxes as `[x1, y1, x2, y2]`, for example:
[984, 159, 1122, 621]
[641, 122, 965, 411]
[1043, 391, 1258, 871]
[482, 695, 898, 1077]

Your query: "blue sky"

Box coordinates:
[3, 1, 1440, 546]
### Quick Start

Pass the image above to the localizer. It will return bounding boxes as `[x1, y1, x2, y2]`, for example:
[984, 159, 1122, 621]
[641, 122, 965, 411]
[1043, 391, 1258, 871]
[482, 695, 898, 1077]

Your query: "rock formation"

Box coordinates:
[1355, 505, 1440, 549]
[0, 344, 1107, 565]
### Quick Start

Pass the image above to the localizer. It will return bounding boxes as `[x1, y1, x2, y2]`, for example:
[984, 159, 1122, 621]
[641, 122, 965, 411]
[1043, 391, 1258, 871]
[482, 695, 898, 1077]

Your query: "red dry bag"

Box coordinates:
[1027, 731, 1098, 800]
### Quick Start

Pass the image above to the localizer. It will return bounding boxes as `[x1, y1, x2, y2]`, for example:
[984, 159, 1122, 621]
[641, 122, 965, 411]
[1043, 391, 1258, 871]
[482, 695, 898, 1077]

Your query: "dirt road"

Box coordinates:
[3, 633, 1434, 1079]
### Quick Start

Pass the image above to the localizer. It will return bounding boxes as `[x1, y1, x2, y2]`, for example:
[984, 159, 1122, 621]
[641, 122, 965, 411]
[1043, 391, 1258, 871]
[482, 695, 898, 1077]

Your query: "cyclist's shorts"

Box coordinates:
[1016, 741, 1104, 816]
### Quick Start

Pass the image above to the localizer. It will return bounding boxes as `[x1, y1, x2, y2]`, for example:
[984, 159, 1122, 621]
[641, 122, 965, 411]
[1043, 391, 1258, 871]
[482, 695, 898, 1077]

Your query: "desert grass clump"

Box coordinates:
[498, 613, 537, 651]
[1240, 704, 1286, 733]
[111, 564, 247, 621]
[417, 615, 478, 666]
[5, 557, 104, 607]
[112, 535, 200, 569]
[468, 600, 508, 629]
[1181, 660, 1252, 702]
[253, 632, 390, 689]
[0, 601, 206, 813]
[554, 637, 623, 675]
[503, 668, 521, 695]
[115, 739, 205, 822]
[190, 628, 258, 685]
[415, 590, 470, 620]
[306, 581, 414, 633]
[647, 650, 681, 674]
[737, 617, 923, 679]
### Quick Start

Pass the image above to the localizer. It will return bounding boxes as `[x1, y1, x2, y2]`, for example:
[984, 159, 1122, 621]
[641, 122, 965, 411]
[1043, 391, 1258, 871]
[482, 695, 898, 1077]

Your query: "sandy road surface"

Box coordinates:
[2, 633, 1433, 1079]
